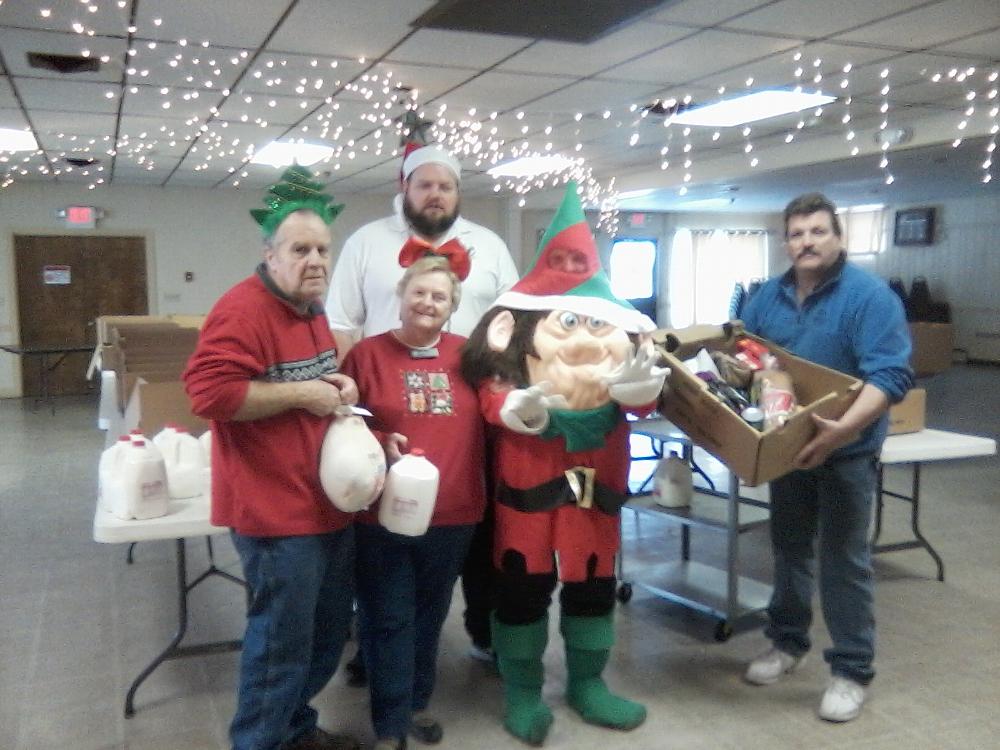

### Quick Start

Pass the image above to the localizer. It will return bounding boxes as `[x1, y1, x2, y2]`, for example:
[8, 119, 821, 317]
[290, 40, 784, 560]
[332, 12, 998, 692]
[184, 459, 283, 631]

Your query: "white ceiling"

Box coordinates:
[0, 0, 998, 211]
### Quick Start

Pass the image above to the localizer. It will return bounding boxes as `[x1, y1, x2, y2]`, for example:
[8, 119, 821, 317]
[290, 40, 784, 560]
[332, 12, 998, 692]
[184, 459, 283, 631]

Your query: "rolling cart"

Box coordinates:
[619, 418, 772, 641]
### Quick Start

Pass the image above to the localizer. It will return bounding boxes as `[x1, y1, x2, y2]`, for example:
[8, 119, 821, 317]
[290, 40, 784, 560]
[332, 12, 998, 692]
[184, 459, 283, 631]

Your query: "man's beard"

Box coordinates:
[403, 194, 459, 238]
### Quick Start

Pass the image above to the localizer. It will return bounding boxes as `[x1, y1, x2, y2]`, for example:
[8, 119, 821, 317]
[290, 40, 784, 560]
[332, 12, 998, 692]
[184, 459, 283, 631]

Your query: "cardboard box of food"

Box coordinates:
[652, 322, 862, 486]
[887, 387, 926, 435]
[909, 322, 953, 377]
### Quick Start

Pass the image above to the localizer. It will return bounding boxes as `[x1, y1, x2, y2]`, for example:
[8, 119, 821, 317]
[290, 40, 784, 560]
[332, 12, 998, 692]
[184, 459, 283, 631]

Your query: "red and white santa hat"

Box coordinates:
[402, 144, 462, 182]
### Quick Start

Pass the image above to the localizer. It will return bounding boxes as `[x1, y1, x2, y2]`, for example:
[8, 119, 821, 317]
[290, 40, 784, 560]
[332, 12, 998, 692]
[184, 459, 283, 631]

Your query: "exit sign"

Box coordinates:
[56, 205, 100, 228]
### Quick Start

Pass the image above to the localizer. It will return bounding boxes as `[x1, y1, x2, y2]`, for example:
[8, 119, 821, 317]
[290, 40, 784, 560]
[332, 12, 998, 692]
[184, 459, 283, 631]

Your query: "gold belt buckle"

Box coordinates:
[565, 466, 596, 509]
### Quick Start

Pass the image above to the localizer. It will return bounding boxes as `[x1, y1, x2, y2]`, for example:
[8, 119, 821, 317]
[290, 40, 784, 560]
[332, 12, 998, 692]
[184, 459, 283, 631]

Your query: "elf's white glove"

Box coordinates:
[499, 381, 569, 434]
[602, 343, 670, 407]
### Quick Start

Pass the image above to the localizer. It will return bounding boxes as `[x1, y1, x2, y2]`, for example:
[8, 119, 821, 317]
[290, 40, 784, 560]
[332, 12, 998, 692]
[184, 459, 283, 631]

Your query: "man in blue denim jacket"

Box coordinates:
[741, 192, 913, 723]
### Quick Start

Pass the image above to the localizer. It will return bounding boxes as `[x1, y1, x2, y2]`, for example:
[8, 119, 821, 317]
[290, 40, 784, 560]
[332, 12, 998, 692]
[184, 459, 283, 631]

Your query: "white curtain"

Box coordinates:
[669, 228, 767, 327]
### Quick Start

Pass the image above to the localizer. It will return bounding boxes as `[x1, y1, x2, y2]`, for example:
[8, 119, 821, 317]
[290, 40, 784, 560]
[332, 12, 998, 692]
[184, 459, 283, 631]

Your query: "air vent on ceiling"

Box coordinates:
[642, 99, 693, 117]
[27, 52, 100, 74]
[411, 0, 679, 43]
[65, 156, 99, 167]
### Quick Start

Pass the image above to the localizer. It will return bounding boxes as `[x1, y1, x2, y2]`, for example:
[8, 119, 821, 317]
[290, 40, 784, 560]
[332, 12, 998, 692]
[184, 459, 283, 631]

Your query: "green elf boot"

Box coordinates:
[561, 613, 646, 731]
[491, 613, 554, 746]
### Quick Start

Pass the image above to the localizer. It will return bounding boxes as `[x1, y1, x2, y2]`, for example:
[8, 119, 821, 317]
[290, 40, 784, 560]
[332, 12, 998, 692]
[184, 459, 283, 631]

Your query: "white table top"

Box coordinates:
[93, 494, 227, 544]
[880, 428, 997, 465]
[630, 418, 690, 443]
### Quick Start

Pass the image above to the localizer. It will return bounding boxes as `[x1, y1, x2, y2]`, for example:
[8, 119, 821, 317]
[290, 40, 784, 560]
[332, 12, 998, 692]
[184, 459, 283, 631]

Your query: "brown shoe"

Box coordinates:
[283, 727, 362, 750]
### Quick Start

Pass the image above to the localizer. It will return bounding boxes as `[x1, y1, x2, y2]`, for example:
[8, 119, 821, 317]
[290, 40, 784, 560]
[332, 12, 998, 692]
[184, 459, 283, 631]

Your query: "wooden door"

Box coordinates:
[14, 235, 148, 397]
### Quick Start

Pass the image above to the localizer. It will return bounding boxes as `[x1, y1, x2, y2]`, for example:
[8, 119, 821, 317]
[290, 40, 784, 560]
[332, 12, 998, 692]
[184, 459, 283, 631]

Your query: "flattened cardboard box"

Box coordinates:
[909, 322, 952, 377]
[653, 323, 862, 486]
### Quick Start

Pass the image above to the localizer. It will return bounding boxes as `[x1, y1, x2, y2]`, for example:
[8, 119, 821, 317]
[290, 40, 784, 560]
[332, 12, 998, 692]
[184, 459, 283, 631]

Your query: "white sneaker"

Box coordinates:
[467, 644, 494, 663]
[819, 676, 866, 722]
[744, 647, 805, 685]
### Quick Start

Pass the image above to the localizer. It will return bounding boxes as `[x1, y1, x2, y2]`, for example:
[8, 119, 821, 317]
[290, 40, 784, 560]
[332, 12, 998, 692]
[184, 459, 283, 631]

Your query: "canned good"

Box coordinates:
[741, 406, 765, 431]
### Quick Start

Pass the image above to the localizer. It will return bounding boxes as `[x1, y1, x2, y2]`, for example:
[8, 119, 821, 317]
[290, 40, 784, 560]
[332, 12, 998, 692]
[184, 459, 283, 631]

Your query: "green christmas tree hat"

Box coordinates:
[492, 181, 654, 333]
[250, 164, 344, 236]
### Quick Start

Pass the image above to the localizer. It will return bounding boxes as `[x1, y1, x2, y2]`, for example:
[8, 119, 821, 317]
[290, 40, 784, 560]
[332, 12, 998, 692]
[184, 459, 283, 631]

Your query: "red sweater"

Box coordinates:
[183, 272, 352, 536]
[340, 332, 486, 526]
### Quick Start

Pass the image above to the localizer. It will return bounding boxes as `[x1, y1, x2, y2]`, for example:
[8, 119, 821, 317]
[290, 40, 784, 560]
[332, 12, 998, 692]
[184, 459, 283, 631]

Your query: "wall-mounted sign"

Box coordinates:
[42, 265, 71, 285]
[55, 205, 103, 228]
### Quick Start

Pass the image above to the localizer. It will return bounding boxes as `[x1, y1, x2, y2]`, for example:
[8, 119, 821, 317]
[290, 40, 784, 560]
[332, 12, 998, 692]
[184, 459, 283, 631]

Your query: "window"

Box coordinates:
[838, 204, 888, 255]
[668, 228, 768, 327]
[609, 239, 656, 299]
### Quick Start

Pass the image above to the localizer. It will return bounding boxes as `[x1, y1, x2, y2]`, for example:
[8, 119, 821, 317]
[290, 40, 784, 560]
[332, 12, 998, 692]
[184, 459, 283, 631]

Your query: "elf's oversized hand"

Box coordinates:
[499, 381, 569, 434]
[602, 343, 670, 407]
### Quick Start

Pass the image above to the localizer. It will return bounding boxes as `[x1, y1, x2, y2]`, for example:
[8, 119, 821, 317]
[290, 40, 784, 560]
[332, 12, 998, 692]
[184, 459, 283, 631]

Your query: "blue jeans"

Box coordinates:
[355, 523, 475, 740]
[766, 453, 877, 685]
[230, 528, 355, 750]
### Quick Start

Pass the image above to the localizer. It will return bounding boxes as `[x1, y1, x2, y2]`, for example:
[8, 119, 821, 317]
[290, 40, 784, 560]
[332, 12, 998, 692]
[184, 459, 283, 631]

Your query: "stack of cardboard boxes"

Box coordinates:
[96, 315, 207, 441]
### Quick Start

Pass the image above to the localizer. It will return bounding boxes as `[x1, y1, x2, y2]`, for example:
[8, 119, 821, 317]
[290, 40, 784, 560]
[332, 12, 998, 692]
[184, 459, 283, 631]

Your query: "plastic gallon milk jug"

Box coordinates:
[153, 426, 204, 499]
[198, 429, 212, 466]
[98, 435, 132, 512]
[378, 449, 439, 537]
[653, 452, 693, 508]
[111, 438, 169, 520]
[319, 413, 387, 512]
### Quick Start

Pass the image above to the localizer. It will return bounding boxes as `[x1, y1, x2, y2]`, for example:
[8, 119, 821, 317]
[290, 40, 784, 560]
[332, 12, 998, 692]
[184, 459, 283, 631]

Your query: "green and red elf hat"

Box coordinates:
[491, 181, 655, 333]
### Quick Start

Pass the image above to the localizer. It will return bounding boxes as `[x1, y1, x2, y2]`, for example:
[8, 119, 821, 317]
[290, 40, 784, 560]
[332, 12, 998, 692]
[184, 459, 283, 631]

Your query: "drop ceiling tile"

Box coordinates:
[0, 2, 129, 36]
[0, 106, 27, 130]
[0, 29, 124, 82]
[525, 79, 664, 117]
[389, 28, 532, 68]
[720, 0, 938, 37]
[371, 61, 477, 102]
[498, 22, 692, 77]
[933, 27, 1000, 58]
[14, 78, 120, 114]
[269, 0, 436, 58]
[0, 76, 16, 108]
[133, 0, 290, 48]
[123, 41, 248, 89]
[648, 0, 775, 27]
[31, 111, 117, 138]
[440, 71, 576, 112]
[833, 0, 1000, 49]
[603, 29, 802, 85]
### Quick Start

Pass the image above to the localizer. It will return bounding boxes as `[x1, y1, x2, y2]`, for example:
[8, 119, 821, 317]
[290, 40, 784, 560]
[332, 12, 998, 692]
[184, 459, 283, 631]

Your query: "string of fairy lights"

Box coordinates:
[0, 1, 998, 218]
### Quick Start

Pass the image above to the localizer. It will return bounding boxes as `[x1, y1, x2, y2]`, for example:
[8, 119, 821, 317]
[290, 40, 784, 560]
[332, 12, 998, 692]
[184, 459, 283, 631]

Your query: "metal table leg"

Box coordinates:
[123, 538, 247, 717]
[872, 462, 945, 582]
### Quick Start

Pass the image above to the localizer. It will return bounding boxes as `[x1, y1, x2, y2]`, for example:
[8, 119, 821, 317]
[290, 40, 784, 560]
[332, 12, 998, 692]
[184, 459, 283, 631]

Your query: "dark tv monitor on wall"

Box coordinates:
[894, 207, 935, 246]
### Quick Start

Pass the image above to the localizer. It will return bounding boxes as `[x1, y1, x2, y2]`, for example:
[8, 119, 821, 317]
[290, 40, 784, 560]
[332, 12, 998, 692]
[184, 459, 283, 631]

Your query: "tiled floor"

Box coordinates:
[1, 365, 998, 750]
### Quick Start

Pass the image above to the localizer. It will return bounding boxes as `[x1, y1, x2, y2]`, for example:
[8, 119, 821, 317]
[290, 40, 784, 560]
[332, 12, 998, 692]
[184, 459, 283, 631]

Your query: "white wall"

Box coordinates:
[855, 193, 1000, 362]
[0, 182, 508, 397]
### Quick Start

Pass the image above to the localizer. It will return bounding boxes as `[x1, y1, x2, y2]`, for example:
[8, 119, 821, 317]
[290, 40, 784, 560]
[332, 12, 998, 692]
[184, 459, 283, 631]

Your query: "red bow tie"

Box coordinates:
[398, 236, 471, 281]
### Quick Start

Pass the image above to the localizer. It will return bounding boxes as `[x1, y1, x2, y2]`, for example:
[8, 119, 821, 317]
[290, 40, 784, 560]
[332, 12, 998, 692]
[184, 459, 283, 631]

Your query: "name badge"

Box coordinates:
[410, 347, 439, 359]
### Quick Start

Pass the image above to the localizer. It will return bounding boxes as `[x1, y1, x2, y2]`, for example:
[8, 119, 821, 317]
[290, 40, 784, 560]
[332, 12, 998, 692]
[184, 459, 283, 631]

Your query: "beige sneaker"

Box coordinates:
[744, 647, 805, 685]
[818, 676, 866, 722]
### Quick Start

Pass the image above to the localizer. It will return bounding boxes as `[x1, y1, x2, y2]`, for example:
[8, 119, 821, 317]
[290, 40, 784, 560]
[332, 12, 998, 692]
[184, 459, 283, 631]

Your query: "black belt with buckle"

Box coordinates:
[496, 467, 626, 516]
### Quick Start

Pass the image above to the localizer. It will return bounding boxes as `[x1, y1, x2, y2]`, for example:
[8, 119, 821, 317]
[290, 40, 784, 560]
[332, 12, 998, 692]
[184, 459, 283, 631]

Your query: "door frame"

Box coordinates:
[4, 226, 155, 398]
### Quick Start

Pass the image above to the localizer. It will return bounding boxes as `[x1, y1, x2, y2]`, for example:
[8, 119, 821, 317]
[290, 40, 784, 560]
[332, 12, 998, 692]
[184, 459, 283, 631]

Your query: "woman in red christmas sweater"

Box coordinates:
[339, 254, 486, 750]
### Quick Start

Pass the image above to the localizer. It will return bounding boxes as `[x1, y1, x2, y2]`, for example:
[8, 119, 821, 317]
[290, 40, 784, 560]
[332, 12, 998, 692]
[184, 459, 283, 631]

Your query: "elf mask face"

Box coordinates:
[526, 310, 631, 410]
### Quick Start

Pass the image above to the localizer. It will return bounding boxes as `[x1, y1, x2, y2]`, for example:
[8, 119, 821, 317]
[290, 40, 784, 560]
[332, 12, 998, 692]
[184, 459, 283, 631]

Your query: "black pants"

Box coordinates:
[460, 502, 496, 648]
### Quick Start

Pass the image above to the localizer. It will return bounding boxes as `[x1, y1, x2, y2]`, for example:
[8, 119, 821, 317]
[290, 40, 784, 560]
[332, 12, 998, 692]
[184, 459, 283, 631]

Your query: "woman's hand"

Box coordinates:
[384, 432, 410, 463]
[321, 372, 359, 405]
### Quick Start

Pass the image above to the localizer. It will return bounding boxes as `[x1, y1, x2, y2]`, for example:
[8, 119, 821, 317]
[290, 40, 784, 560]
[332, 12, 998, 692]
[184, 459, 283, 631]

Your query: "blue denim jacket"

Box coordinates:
[742, 256, 914, 458]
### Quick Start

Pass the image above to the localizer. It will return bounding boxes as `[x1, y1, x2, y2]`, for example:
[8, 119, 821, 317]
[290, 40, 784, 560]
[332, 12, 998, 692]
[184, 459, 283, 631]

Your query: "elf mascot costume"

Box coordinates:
[461, 183, 669, 745]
